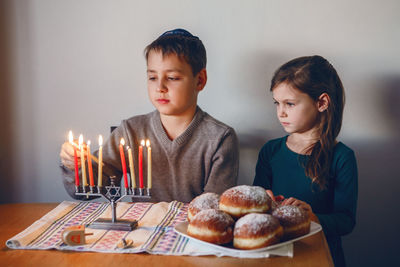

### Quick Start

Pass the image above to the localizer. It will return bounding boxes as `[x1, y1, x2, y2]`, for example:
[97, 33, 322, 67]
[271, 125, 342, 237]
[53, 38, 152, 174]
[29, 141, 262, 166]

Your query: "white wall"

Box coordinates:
[1, 0, 399, 266]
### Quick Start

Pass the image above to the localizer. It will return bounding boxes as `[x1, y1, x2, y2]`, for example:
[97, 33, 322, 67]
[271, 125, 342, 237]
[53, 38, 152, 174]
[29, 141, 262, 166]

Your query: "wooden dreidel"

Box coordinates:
[62, 225, 93, 246]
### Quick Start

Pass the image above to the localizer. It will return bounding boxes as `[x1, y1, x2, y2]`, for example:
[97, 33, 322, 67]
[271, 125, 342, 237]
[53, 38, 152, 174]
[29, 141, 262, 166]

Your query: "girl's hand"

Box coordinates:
[266, 190, 285, 203]
[266, 190, 276, 201]
[281, 197, 319, 222]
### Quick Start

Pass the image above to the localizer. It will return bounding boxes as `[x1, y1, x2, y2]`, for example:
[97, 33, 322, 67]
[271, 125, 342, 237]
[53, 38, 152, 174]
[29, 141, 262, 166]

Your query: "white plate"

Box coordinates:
[174, 221, 322, 253]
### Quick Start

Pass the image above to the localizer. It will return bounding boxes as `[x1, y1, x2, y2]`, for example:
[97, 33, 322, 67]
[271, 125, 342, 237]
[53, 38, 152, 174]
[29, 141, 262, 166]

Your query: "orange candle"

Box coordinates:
[87, 141, 94, 187]
[139, 140, 144, 188]
[98, 135, 103, 187]
[146, 140, 152, 189]
[119, 138, 129, 189]
[69, 131, 79, 187]
[79, 135, 87, 187]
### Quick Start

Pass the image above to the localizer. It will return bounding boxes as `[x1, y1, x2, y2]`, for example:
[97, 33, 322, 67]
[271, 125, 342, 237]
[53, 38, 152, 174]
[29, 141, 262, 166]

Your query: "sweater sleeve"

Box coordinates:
[316, 150, 358, 237]
[203, 128, 239, 194]
[253, 144, 273, 189]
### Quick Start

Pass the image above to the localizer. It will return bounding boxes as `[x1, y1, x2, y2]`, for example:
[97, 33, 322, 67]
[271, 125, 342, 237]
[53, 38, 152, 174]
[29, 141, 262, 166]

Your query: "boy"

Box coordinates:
[60, 29, 239, 203]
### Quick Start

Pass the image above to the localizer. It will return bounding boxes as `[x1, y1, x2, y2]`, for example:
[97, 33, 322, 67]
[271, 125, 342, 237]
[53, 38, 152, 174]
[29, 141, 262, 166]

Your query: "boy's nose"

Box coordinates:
[156, 81, 168, 93]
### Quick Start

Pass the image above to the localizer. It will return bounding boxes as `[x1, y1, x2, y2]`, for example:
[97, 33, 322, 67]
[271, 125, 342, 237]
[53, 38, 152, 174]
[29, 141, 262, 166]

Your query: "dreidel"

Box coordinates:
[62, 225, 93, 246]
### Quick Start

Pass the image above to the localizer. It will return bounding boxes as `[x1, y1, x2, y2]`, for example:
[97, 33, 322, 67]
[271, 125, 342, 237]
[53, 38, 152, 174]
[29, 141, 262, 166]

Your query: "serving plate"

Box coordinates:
[174, 221, 322, 253]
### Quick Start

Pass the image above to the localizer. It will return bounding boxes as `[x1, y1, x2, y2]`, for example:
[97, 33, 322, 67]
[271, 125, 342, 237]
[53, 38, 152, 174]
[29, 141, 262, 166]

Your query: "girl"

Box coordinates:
[253, 55, 358, 267]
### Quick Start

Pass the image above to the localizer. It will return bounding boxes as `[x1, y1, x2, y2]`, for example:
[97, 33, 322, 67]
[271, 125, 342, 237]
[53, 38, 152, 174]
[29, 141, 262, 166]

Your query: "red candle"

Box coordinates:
[69, 131, 80, 186]
[73, 148, 79, 186]
[139, 140, 144, 188]
[119, 138, 129, 188]
[87, 141, 94, 187]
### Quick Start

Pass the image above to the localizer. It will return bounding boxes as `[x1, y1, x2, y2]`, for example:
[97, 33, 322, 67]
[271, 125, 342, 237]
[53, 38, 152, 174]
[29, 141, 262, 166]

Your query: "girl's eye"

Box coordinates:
[273, 101, 279, 105]
[148, 76, 156, 81]
[287, 102, 295, 107]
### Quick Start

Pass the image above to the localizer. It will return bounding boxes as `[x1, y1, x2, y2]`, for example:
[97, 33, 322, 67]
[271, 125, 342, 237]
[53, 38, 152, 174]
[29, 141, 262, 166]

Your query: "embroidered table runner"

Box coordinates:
[6, 201, 292, 258]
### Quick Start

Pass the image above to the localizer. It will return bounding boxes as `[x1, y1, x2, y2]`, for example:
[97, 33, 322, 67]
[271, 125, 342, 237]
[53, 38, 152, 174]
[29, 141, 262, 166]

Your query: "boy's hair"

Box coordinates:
[270, 55, 345, 190]
[144, 29, 207, 75]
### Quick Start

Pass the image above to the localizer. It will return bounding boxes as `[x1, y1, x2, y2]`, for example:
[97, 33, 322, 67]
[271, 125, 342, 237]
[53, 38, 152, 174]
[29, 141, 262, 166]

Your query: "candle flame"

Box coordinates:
[87, 140, 91, 147]
[146, 139, 151, 147]
[98, 135, 103, 146]
[126, 146, 130, 150]
[120, 138, 125, 146]
[79, 134, 83, 146]
[141, 139, 145, 146]
[68, 131, 73, 144]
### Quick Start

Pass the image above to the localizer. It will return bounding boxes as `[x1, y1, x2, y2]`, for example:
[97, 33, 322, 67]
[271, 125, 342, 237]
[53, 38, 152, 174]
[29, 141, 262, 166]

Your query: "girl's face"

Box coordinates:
[272, 82, 320, 135]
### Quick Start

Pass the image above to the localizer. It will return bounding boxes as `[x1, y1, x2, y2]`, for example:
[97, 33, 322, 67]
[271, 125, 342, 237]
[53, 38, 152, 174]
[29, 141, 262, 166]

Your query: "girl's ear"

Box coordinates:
[318, 93, 330, 112]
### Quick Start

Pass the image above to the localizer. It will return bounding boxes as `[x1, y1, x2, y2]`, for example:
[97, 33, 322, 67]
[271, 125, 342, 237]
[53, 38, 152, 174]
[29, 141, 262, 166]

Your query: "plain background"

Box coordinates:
[1, 0, 399, 266]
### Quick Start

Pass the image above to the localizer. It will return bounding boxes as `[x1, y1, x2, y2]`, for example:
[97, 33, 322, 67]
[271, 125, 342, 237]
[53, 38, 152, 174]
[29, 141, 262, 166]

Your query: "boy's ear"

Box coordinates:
[317, 93, 330, 112]
[196, 69, 207, 92]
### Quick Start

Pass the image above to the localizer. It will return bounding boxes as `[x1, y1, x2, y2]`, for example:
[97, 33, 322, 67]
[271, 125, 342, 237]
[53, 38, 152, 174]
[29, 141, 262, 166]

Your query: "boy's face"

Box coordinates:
[146, 50, 206, 117]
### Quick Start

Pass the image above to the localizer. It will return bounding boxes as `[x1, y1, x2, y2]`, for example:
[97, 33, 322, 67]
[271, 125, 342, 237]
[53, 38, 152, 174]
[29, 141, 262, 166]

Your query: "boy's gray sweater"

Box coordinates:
[62, 106, 239, 203]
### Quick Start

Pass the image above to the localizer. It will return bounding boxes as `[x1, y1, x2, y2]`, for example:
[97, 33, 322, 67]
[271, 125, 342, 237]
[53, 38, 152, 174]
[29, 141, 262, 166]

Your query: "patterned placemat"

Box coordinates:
[6, 201, 292, 258]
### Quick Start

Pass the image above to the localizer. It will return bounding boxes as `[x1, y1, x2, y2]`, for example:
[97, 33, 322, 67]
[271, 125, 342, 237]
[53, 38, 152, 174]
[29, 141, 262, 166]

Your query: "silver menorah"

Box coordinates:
[75, 176, 151, 231]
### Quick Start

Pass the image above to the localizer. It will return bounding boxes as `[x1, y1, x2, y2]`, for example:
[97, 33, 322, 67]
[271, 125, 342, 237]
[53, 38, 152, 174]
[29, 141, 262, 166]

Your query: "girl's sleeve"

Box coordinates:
[316, 150, 358, 237]
[253, 144, 273, 189]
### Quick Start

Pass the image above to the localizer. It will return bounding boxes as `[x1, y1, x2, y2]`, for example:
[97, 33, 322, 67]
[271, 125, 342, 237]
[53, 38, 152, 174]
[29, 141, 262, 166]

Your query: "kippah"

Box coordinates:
[160, 28, 199, 39]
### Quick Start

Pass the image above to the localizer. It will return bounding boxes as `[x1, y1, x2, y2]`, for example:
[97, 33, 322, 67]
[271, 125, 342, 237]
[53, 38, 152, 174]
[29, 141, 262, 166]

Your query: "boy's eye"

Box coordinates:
[168, 77, 179, 81]
[273, 101, 279, 105]
[148, 76, 156, 81]
[286, 102, 295, 107]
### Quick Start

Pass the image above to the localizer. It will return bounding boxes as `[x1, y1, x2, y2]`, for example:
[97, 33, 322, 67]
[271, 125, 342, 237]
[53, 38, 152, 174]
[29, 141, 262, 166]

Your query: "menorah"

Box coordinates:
[75, 176, 151, 231]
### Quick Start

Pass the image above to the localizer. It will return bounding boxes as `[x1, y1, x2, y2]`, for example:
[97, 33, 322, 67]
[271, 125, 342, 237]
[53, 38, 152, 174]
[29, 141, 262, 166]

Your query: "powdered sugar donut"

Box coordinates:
[187, 209, 234, 244]
[233, 213, 283, 249]
[187, 192, 220, 222]
[219, 185, 272, 219]
[272, 205, 310, 240]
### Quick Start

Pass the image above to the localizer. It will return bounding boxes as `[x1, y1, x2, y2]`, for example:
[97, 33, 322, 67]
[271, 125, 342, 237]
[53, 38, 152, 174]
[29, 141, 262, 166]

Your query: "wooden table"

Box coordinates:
[0, 203, 333, 267]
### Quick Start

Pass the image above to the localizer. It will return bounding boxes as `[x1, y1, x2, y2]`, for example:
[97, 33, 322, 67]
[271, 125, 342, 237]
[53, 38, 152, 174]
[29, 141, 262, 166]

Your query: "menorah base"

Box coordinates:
[88, 218, 138, 231]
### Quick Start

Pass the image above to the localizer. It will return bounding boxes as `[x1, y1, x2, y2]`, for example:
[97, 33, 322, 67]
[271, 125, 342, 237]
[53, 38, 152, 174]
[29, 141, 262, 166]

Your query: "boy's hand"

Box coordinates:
[60, 141, 83, 170]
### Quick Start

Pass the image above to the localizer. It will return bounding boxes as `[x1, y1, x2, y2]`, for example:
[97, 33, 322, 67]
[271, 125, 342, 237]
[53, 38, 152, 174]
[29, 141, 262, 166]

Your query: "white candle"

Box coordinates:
[98, 135, 103, 187]
[146, 139, 152, 189]
[127, 146, 136, 188]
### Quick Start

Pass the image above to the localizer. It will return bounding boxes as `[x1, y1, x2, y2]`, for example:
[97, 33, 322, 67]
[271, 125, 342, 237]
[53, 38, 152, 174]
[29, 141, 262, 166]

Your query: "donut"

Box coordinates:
[272, 205, 311, 240]
[187, 209, 234, 244]
[233, 213, 283, 249]
[219, 185, 272, 219]
[187, 192, 220, 222]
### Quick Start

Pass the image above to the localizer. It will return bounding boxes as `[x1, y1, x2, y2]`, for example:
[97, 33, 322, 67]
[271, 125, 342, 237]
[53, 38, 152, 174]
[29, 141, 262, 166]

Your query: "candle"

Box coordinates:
[98, 135, 103, 187]
[70, 141, 102, 165]
[79, 135, 87, 187]
[127, 146, 136, 188]
[146, 139, 152, 189]
[87, 141, 94, 187]
[139, 140, 144, 188]
[119, 138, 129, 189]
[69, 131, 80, 187]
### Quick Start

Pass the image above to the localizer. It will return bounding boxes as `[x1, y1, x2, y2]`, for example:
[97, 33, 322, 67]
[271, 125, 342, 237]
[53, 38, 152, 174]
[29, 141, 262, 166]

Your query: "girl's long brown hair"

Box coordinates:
[271, 55, 345, 190]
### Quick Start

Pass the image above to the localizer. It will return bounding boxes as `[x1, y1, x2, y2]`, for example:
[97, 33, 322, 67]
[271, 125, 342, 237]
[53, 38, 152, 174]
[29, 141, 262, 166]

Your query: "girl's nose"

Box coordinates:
[278, 106, 287, 118]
